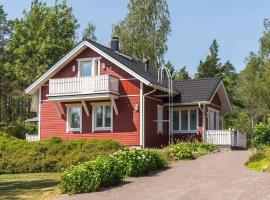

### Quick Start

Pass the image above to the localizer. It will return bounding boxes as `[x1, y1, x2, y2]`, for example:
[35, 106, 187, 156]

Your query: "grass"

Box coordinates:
[0, 173, 61, 200]
[246, 146, 270, 172]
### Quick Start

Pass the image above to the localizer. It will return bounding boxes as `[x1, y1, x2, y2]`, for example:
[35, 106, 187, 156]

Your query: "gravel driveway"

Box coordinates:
[59, 150, 270, 200]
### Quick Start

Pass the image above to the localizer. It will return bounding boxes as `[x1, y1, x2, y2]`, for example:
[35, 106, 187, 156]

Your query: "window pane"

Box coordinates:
[96, 106, 103, 127]
[181, 111, 188, 130]
[173, 111, 179, 130]
[71, 107, 80, 129]
[190, 110, 197, 130]
[104, 106, 111, 127]
[81, 61, 92, 76]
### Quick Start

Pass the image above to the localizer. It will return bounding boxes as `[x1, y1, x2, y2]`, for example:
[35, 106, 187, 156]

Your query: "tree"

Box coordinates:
[83, 22, 97, 41]
[236, 53, 265, 130]
[0, 5, 13, 123]
[197, 39, 220, 78]
[196, 39, 236, 96]
[113, 0, 171, 69]
[5, 0, 79, 86]
[174, 66, 190, 80]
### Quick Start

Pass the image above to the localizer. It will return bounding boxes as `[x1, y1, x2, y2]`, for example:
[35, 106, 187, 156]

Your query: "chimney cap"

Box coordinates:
[110, 36, 120, 51]
[143, 58, 149, 71]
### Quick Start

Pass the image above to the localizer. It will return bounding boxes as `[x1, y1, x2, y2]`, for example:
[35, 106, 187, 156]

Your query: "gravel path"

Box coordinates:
[58, 150, 270, 200]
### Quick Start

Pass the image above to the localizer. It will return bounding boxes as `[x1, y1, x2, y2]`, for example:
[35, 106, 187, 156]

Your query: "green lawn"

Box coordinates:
[246, 147, 270, 172]
[0, 173, 61, 200]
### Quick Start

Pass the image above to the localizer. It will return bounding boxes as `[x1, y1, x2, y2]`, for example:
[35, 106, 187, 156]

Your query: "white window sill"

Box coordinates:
[68, 129, 81, 132]
[93, 127, 112, 132]
[173, 130, 198, 134]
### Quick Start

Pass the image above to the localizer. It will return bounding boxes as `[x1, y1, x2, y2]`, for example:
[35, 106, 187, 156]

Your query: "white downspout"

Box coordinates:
[198, 102, 205, 141]
[142, 87, 157, 148]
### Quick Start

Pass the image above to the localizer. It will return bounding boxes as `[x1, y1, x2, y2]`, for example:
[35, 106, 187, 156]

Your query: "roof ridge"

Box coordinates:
[173, 77, 222, 83]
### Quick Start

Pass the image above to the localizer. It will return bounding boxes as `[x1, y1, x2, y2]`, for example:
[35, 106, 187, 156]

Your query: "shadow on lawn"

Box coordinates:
[0, 179, 59, 200]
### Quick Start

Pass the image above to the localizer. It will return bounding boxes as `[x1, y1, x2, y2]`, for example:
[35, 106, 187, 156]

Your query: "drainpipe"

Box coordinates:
[198, 102, 205, 141]
[142, 87, 156, 148]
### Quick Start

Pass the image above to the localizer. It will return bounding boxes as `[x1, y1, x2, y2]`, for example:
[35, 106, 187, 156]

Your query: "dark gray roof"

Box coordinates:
[86, 39, 169, 89]
[173, 77, 222, 103]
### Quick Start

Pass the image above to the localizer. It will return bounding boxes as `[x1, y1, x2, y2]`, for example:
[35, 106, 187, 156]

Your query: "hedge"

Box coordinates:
[167, 142, 217, 160]
[0, 133, 123, 174]
[113, 148, 167, 177]
[60, 156, 125, 194]
[60, 149, 167, 194]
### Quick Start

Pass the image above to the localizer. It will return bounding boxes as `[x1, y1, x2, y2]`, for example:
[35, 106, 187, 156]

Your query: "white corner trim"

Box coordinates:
[38, 87, 41, 140]
[139, 82, 143, 147]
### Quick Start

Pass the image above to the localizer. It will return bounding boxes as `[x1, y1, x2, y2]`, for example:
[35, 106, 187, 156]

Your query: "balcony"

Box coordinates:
[48, 74, 119, 100]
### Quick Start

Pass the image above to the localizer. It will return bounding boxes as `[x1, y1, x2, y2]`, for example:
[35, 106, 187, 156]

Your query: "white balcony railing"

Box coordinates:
[204, 130, 247, 148]
[49, 74, 119, 96]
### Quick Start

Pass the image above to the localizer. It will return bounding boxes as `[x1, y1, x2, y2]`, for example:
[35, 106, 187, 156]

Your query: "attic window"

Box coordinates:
[77, 58, 100, 77]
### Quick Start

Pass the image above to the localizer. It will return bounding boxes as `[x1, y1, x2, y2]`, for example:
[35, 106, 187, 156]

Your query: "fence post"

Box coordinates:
[237, 130, 240, 147]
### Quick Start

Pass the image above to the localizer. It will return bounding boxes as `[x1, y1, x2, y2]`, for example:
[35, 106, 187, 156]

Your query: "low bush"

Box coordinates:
[167, 142, 217, 160]
[251, 123, 270, 148]
[0, 121, 37, 139]
[60, 149, 167, 194]
[246, 146, 270, 172]
[114, 149, 167, 177]
[60, 156, 125, 195]
[0, 134, 123, 174]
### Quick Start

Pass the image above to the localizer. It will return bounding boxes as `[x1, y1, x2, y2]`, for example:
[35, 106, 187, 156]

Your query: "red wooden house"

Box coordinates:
[25, 38, 232, 147]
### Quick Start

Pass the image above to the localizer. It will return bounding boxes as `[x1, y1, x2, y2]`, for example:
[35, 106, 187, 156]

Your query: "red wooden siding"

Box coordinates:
[143, 85, 169, 147]
[40, 47, 141, 146]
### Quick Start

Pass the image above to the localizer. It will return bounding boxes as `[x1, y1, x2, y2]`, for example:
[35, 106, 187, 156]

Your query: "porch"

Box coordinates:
[203, 130, 247, 149]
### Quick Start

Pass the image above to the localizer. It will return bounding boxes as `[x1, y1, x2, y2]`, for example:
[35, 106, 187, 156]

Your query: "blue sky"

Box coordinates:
[1, 0, 270, 75]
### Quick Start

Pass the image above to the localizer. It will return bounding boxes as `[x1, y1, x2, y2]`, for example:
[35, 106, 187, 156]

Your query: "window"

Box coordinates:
[93, 104, 112, 131]
[67, 105, 82, 132]
[81, 61, 92, 76]
[77, 58, 100, 77]
[157, 105, 163, 134]
[173, 108, 198, 133]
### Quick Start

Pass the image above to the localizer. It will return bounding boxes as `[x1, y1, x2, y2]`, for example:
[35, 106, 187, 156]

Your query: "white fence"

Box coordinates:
[204, 130, 247, 148]
[26, 134, 39, 142]
[49, 74, 119, 96]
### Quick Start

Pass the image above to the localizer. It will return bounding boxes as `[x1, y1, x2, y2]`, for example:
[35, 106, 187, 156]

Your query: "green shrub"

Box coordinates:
[60, 156, 125, 195]
[246, 146, 270, 172]
[167, 142, 217, 160]
[252, 123, 270, 148]
[0, 121, 37, 139]
[60, 163, 101, 195]
[0, 134, 123, 174]
[114, 149, 167, 177]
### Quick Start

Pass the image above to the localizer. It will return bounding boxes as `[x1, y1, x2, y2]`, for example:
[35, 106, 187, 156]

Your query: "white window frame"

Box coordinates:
[157, 105, 163, 134]
[91, 102, 113, 132]
[208, 107, 220, 130]
[172, 106, 198, 134]
[77, 57, 101, 77]
[66, 104, 82, 133]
